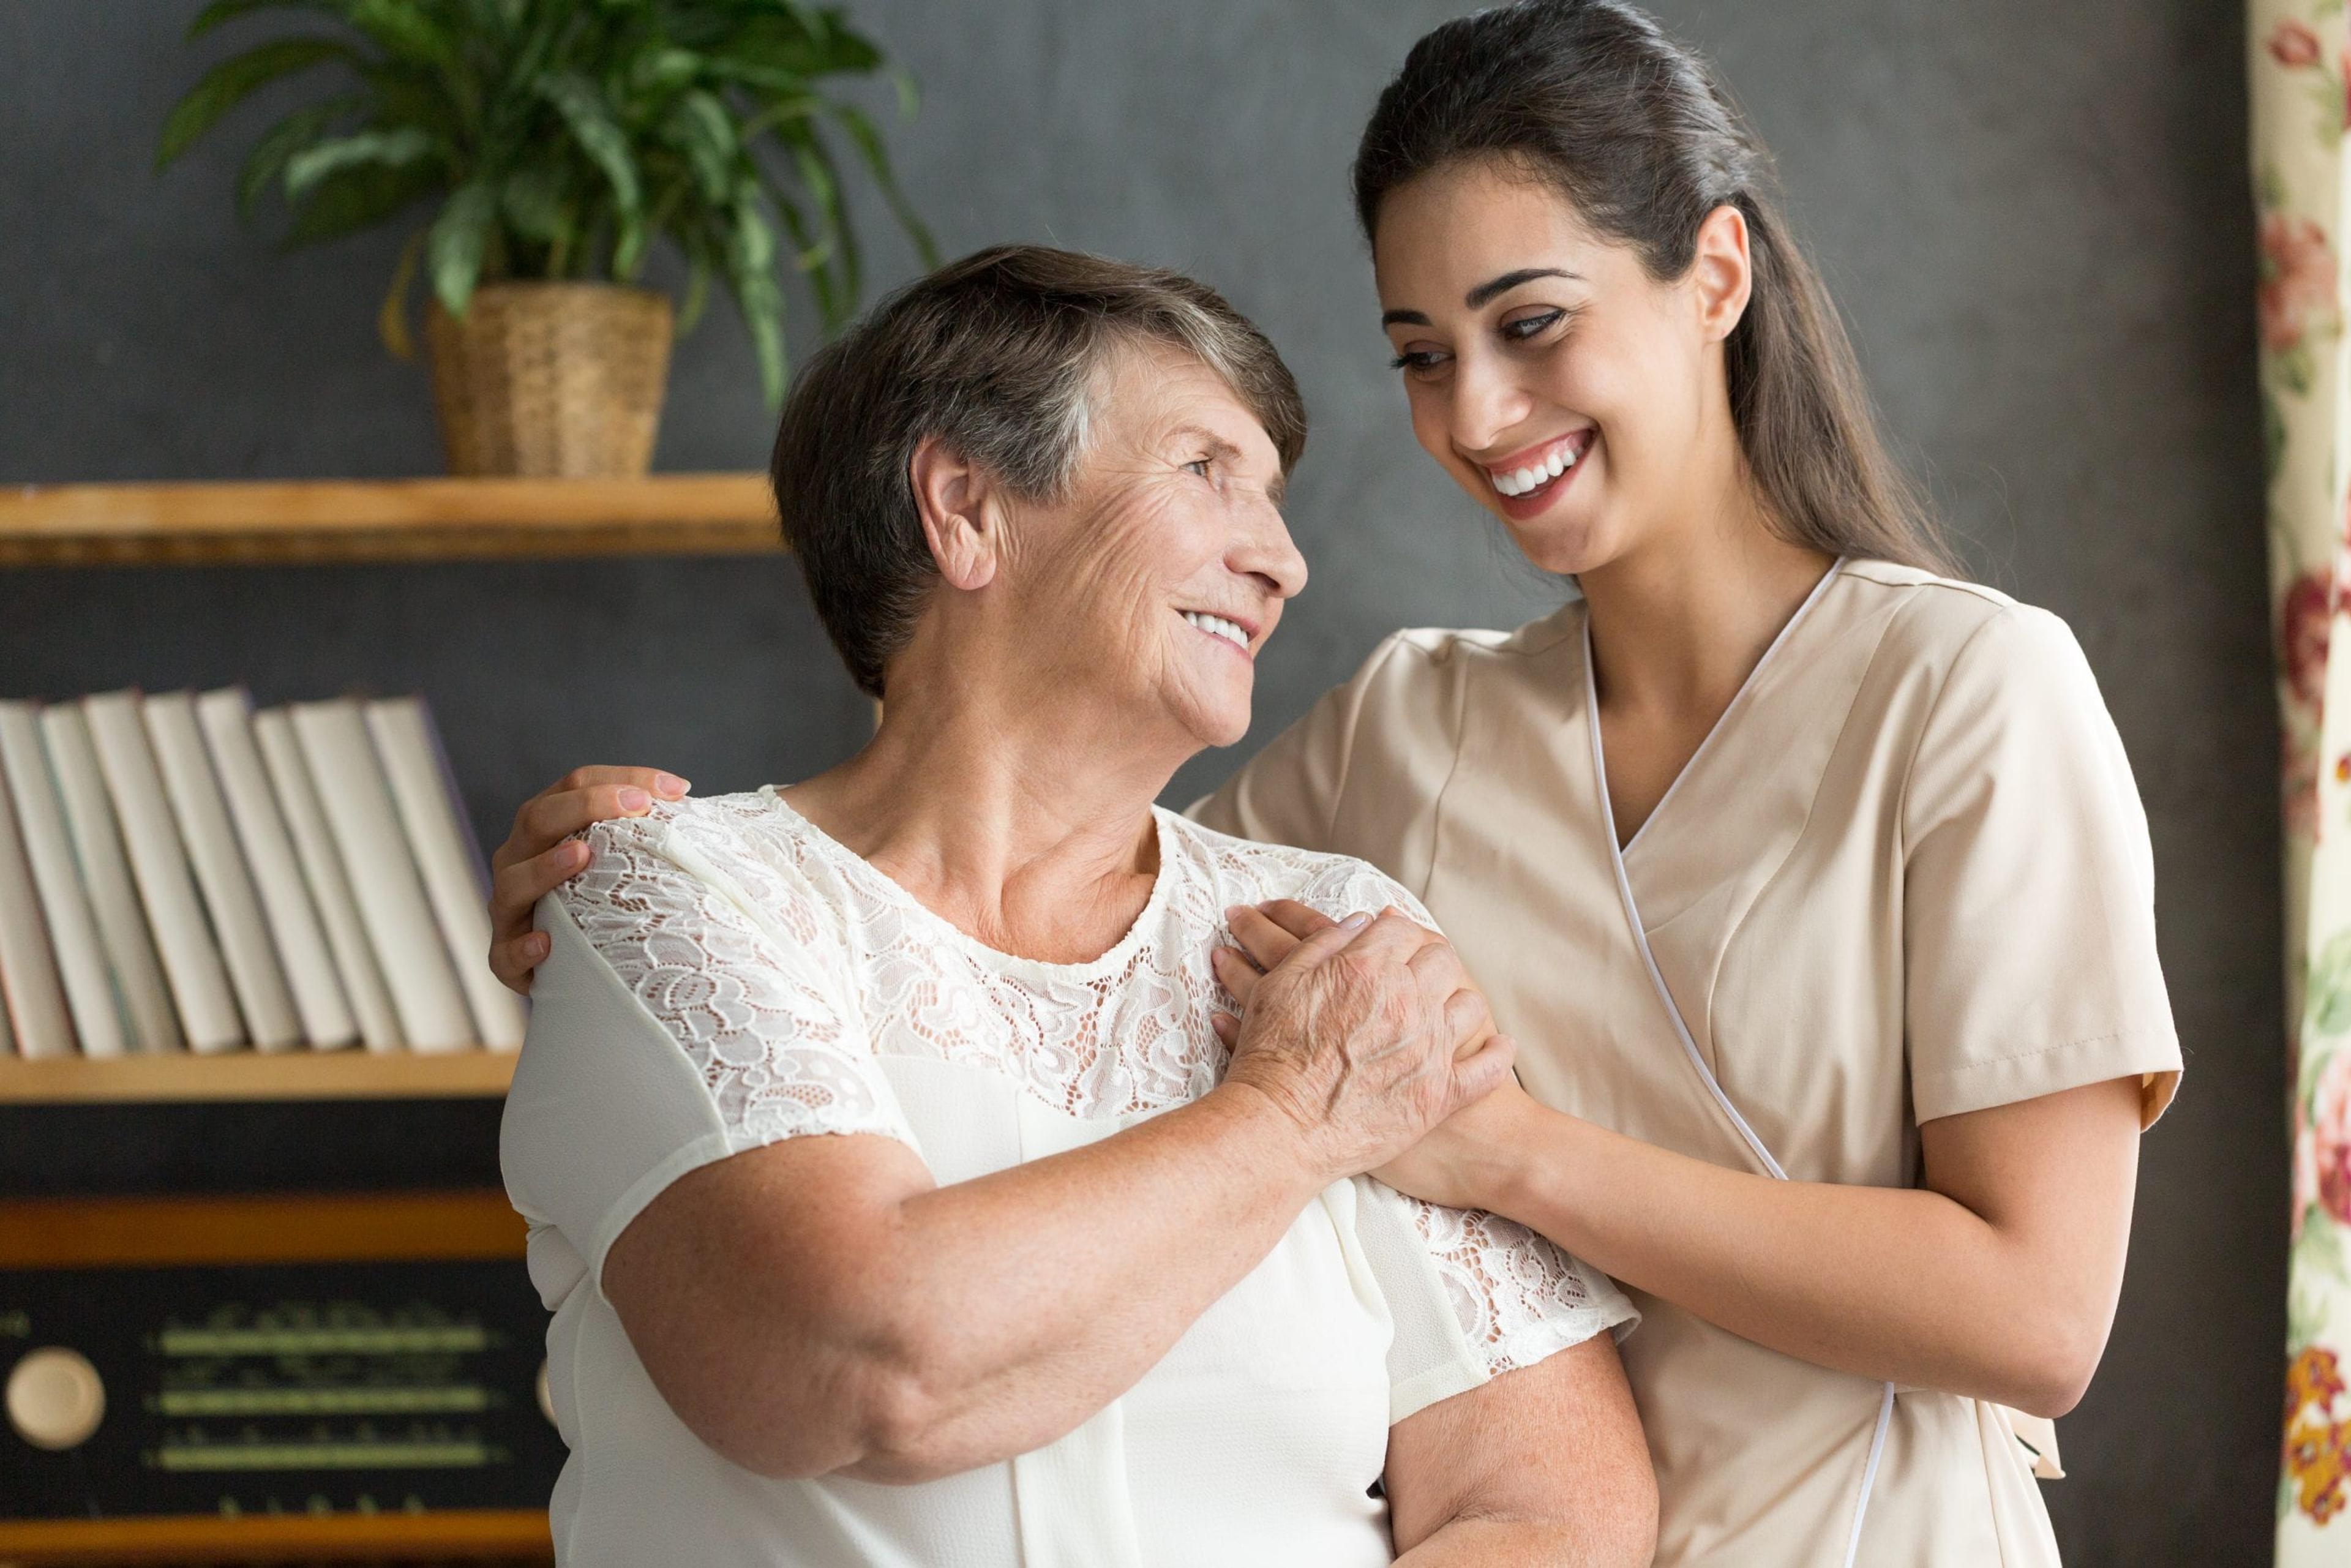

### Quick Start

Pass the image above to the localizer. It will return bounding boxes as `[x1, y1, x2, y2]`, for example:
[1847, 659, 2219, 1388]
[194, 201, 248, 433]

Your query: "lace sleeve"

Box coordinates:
[1294, 855, 1637, 1371]
[1407, 1201, 1637, 1374]
[556, 811, 915, 1148]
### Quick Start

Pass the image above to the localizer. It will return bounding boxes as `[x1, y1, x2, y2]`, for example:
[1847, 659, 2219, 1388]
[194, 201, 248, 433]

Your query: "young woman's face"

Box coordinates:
[1371, 157, 1748, 576]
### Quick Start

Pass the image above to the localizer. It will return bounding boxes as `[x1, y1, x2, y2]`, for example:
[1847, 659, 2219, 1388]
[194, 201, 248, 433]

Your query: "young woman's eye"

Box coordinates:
[1501, 309, 1567, 343]
[1389, 348, 1450, 377]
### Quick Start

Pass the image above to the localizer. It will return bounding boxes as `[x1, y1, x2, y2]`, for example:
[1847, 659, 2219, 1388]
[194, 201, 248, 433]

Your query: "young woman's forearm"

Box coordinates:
[1472, 1087, 2138, 1417]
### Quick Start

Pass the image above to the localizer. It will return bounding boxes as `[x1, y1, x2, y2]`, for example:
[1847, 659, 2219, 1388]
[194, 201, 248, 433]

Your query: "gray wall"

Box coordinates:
[0, 0, 2278, 1561]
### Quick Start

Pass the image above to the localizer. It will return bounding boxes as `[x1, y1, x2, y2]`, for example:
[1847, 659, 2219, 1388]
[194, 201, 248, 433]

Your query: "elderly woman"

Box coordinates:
[499, 246, 1651, 1566]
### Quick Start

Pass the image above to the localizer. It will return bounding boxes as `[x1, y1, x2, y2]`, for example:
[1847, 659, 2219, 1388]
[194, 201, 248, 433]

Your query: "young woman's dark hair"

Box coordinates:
[1353, 0, 1959, 577]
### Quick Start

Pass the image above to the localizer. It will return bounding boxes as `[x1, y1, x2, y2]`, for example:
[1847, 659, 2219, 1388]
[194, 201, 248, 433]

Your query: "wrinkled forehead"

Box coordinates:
[1079, 340, 1286, 492]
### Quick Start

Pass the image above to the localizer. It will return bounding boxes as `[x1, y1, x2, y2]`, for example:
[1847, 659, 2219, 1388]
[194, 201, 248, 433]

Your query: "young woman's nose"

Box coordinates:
[1448, 354, 1535, 457]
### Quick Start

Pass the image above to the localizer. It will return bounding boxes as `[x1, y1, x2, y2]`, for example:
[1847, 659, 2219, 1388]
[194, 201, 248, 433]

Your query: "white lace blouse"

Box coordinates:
[501, 790, 1634, 1568]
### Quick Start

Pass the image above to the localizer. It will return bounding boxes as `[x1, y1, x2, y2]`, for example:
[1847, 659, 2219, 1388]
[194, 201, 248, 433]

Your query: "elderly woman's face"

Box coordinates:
[1003, 345, 1306, 751]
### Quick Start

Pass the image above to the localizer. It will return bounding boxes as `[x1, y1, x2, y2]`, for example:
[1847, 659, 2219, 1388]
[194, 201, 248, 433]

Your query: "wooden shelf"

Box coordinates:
[0, 1508, 550, 1564]
[0, 1048, 516, 1105]
[0, 473, 782, 565]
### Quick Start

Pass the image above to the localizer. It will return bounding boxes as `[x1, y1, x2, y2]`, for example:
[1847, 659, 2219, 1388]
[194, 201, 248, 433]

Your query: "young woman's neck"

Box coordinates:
[1578, 463, 1834, 723]
[782, 648, 1180, 961]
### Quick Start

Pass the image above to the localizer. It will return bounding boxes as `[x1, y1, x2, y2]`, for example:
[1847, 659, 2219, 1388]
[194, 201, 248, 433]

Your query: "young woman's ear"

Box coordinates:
[909, 435, 1002, 591]
[1690, 203, 1754, 343]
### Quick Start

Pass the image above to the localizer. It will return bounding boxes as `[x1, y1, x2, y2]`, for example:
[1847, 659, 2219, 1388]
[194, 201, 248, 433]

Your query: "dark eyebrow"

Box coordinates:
[1380, 266, 1582, 328]
[1465, 266, 1580, 308]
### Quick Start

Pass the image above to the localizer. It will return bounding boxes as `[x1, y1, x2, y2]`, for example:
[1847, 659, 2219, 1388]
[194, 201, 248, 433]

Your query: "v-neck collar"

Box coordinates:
[1584, 558, 1845, 857]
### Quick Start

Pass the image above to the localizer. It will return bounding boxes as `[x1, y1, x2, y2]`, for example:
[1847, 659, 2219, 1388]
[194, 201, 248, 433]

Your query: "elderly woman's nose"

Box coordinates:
[1230, 505, 1308, 598]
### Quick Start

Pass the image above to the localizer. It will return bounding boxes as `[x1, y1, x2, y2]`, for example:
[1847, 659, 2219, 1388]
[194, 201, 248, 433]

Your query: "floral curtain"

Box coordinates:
[2259, 1, 2351, 1547]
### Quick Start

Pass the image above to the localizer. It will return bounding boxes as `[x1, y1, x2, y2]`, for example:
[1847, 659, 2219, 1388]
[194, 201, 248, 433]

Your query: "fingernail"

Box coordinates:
[1340, 911, 1371, 931]
[530, 932, 550, 958]
[618, 787, 651, 812]
[562, 841, 590, 868]
[656, 773, 690, 797]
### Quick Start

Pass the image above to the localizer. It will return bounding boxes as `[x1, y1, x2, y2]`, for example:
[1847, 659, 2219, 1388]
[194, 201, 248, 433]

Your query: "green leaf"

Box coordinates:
[666, 89, 737, 203]
[500, 166, 570, 243]
[2311, 930, 2351, 1040]
[538, 71, 641, 215]
[725, 181, 786, 407]
[824, 99, 936, 266]
[187, 0, 346, 41]
[157, 36, 354, 168]
[283, 125, 438, 198]
[234, 94, 361, 217]
[343, 0, 457, 67]
[281, 158, 436, 246]
[427, 178, 499, 314]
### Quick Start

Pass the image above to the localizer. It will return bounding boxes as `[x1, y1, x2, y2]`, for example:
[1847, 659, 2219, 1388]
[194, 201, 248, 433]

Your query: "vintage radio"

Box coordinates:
[0, 1190, 560, 1564]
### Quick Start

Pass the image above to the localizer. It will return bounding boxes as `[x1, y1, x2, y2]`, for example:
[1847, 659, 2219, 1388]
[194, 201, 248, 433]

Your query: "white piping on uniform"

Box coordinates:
[1581, 560, 1892, 1568]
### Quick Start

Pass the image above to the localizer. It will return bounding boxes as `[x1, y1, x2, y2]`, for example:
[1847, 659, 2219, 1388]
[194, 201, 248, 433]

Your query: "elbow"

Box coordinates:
[828, 1360, 967, 1484]
[1998, 1315, 2110, 1420]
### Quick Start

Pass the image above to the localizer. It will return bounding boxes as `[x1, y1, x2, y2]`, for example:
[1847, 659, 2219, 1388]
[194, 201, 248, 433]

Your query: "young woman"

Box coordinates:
[486, 4, 2178, 1562]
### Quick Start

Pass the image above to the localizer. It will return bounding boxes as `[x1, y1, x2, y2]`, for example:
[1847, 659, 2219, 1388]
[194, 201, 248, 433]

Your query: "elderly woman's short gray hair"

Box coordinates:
[769, 244, 1310, 699]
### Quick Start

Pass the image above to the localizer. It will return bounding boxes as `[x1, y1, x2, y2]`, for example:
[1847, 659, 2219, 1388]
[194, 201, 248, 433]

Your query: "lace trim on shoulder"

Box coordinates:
[1410, 1201, 1635, 1376]
[558, 809, 915, 1148]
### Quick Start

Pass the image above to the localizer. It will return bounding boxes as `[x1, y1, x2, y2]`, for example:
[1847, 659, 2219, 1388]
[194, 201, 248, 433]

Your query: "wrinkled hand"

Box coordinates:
[487, 765, 690, 993]
[1219, 899, 1532, 1211]
[1210, 902, 1515, 1185]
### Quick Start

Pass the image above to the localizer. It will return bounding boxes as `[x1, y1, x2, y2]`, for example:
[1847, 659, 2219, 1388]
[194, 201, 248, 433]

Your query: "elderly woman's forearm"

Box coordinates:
[622, 1084, 1339, 1483]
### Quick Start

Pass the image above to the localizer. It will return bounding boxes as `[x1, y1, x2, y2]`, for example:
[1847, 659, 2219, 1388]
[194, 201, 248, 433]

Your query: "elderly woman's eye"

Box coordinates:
[1184, 457, 1213, 477]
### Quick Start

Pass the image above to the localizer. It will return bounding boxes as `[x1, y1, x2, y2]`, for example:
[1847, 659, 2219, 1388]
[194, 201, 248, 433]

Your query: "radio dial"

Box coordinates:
[7, 1346, 106, 1451]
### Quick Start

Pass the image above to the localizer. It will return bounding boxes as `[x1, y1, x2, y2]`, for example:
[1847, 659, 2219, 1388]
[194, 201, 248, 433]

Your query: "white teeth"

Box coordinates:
[1182, 610, 1249, 650]
[1487, 436, 1588, 497]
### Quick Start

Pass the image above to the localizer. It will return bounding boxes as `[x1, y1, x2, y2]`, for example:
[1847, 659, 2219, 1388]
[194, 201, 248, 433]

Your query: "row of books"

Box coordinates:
[0, 689, 525, 1059]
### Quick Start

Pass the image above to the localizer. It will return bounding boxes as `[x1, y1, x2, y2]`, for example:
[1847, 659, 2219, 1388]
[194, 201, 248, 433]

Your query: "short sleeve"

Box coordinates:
[1286, 855, 1638, 1420]
[1902, 606, 2181, 1127]
[499, 810, 915, 1295]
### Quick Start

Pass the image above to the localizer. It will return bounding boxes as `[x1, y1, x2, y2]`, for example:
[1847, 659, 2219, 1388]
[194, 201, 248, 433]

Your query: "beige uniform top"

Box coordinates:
[1193, 560, 2182, 1567]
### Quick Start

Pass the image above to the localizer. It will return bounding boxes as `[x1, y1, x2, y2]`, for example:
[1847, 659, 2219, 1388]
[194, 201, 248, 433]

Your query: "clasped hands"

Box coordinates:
[1210, 900, 1540, 1210]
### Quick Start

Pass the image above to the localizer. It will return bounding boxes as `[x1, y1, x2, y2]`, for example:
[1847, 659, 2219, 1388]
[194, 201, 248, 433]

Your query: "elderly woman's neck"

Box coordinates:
[783, 678, 1179, 964]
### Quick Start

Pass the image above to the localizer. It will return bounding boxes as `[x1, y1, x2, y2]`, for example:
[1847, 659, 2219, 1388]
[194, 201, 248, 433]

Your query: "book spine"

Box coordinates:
[83, 690, 243, 1053]
[197, 688, 357, 1049]
[367, 697, 527, 1051]
[0, 732, 75, 1058]
[290, 699, 474, 1051]
[144, 692, 301, 1052]
[0, 702, 128, 1057]
[252, 709, 403, 1051]
[42, 705, 182, 1052]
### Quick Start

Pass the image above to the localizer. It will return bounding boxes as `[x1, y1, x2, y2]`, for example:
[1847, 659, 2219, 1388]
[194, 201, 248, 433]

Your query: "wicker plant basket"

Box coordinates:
[424, 283, 673, 478]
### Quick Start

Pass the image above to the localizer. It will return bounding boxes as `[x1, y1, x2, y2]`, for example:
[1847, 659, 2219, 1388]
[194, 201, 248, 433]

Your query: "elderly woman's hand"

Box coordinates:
[1210, 906, 1515, 1183]
[487, 765, 690, 992]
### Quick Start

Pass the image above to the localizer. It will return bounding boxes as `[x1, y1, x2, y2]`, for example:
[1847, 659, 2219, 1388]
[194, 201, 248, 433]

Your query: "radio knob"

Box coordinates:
[7, 1346, 105, 1450]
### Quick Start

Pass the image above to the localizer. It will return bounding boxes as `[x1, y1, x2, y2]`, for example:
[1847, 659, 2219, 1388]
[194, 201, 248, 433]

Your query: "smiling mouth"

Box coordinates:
[1179, 609, 1253, 655]
[1482, 429, 1596, 501]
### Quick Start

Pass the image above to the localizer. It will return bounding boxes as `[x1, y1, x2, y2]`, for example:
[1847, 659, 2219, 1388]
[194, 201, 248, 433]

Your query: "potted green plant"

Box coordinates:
[158, 0, 936, 476]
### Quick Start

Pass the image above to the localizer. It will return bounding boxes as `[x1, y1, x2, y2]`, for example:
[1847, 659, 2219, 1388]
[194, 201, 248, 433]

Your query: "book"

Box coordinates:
[197, 689, 357, 1049]
[0, 702, 127, 1057]
[83, 690, 242, 1053]
[144, 692, 301, 1052]
[290, 699, 473, 1051]
[367, 697, 525, 1051]
[41, 705, 182, 1052]
[0, 733, 75, 1059]
[252, 708, 402, 1051]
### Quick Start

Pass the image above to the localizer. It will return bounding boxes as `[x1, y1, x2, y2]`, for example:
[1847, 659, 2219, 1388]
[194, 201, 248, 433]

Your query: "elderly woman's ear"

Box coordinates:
[910, 434, 1003, 591]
